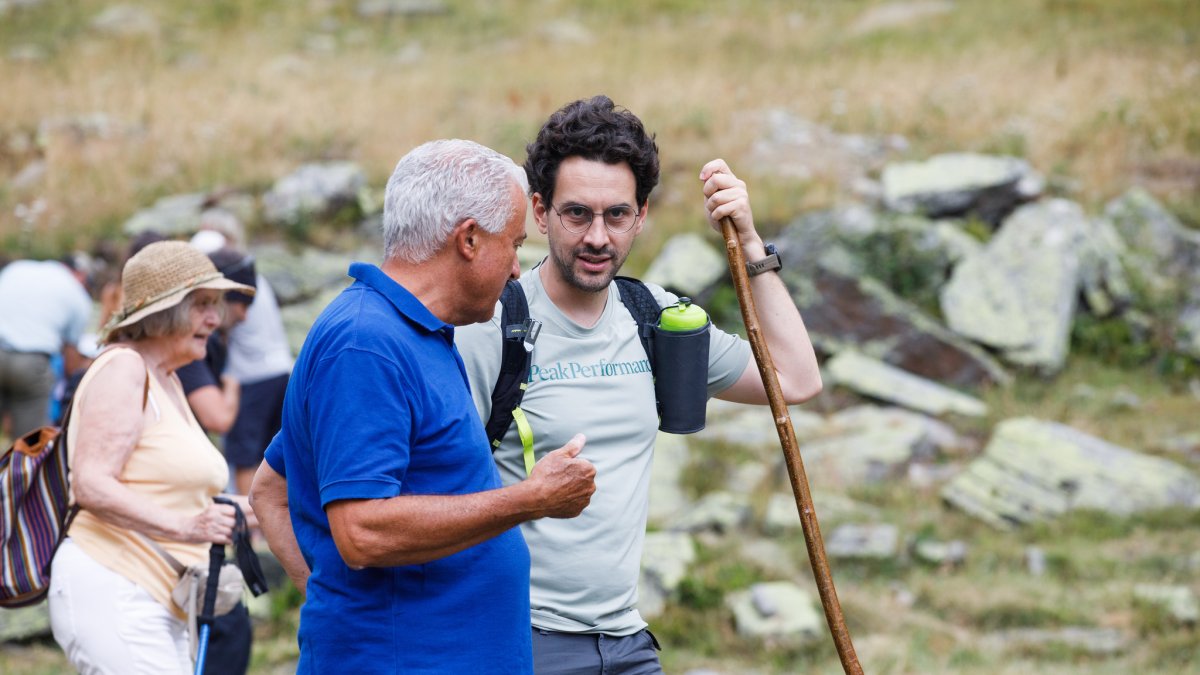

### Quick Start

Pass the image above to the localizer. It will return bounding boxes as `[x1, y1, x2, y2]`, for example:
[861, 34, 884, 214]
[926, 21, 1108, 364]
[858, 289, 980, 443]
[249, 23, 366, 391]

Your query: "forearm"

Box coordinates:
[328, 481, 544, 568]
[250, 493, 309, 595]
[73, 475, 189, 541]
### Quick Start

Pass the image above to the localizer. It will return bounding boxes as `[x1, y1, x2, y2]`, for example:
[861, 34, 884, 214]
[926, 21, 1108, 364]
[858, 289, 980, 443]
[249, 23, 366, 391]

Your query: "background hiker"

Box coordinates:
[49, 241, 257, 674]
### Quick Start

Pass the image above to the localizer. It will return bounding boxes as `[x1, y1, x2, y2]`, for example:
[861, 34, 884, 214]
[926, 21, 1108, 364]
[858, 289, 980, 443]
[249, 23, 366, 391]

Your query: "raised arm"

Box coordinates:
[326, 435, 595, 568]
[699, 159, 823, 405]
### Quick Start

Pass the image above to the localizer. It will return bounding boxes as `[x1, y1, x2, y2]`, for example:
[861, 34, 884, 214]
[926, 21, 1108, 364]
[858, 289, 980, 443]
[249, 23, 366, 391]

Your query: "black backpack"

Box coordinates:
[483, 277, 662, 451]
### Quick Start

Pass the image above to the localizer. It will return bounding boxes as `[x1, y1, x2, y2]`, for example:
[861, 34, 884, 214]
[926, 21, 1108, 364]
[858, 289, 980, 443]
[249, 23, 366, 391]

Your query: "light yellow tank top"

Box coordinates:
[66, 347, 229, 616]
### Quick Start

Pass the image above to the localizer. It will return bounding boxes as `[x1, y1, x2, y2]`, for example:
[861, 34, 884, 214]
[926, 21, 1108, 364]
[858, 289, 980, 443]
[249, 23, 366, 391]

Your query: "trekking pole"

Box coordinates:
[720, 218, 863, 675]
[194, 541, 226, 675]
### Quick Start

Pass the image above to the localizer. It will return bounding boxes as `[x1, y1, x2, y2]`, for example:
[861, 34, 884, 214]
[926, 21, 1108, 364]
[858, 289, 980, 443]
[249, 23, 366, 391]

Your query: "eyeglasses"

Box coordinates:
[549, 202, 641, 234]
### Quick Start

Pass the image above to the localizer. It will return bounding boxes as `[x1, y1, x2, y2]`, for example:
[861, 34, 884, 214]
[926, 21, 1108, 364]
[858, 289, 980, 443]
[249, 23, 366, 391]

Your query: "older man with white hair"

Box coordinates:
[250, 139, 597, 675]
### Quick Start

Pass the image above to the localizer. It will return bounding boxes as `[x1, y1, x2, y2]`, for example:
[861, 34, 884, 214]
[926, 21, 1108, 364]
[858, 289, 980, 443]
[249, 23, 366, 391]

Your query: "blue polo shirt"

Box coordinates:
[264, 263, 532, 674]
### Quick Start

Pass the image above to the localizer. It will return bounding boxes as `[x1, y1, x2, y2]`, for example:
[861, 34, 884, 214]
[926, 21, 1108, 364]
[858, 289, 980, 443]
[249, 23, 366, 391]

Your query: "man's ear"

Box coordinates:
[531, 193, 550, 236]
[453, 218, 480, 261]
[633, 200, 649, 237]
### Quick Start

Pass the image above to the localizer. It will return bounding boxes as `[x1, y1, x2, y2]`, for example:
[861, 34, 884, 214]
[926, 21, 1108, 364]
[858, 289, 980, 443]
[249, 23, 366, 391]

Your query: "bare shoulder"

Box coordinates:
[85, 347, 148, 392]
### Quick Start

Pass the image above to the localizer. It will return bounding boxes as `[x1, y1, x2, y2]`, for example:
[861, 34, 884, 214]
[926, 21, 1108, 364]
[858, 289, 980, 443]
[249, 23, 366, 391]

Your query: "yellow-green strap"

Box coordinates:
[512, 407, 535, 475]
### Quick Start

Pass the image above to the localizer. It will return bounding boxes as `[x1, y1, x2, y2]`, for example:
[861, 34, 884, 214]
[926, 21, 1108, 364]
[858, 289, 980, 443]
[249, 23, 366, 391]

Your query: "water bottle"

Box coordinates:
[653, 298, 711, 434]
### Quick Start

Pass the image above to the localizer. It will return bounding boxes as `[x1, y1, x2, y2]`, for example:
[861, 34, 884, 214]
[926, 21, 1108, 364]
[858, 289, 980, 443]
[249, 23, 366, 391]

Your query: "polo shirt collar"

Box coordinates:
[348, 262, 452, 334]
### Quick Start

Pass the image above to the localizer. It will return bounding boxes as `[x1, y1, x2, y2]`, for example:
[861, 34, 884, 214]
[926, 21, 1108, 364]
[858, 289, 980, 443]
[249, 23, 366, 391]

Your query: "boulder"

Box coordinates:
[91, 4, 159, 38]
[668, 491, 751, 533]
[776, 214, 1010, 388]
[940, 199, 1091, 373]
[825, 523, 900, 559]
[942, 417, 1200, 529]
[985, 627, 1129, 656]
[825, 350, 988, 417]
[123, 193, 208, 237]
[1133, 584, 1199, 625]
[262, 162, 367, 228]
[882, 153, 1043, 224]
[355, 0, 449, 18]
[744, 110, 906, 190]
[727, 582, 822, 642]
[642, 233, 726, 299]
[647, 432, 690, 526]
[253, 243, 365, 305]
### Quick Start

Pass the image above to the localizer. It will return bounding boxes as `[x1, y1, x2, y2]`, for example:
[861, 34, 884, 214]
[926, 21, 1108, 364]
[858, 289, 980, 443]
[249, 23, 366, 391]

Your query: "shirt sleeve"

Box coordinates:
[176, 359, 218, 396]
[306, 347, 416, 507]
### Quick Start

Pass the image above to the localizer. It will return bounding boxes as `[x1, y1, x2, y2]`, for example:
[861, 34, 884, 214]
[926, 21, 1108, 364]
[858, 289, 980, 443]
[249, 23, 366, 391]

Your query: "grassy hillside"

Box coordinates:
[1, 0, 1197, 269]
[1, 1, 1197, 673]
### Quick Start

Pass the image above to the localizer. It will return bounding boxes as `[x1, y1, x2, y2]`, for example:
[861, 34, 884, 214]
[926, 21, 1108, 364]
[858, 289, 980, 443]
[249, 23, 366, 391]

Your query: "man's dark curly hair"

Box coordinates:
[524, 95, 660, 209]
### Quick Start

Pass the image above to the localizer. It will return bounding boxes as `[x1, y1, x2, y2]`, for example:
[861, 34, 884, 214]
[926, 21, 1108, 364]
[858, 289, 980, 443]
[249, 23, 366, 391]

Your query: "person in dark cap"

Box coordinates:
[176, 247, 256, 435]
[172, 245, 258, 675]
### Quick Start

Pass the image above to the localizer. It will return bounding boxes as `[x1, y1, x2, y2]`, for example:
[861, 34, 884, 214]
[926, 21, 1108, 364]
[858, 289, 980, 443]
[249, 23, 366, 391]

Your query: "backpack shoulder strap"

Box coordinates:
[484, 281, 539, 462]
[614, 276, 662, 370]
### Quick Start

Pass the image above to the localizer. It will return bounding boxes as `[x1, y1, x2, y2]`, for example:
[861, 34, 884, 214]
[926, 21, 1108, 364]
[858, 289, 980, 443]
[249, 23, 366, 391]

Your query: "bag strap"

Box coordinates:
[483, 277, 664, 473]
[614, 276, 662, 371]
[484, 280, 540, 469]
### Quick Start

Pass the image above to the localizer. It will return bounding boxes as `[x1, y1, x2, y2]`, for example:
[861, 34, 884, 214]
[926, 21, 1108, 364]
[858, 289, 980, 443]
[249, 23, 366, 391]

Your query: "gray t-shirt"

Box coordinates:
[456, 265, 750, 635]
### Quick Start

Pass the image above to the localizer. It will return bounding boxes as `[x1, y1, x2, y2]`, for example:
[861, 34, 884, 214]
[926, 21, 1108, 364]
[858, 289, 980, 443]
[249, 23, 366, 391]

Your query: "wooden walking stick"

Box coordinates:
[720, 218, 863, 674]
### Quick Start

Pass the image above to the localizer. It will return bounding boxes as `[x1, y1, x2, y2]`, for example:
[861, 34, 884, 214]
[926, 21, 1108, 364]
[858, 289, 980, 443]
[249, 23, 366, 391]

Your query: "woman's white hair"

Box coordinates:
[382, 139, 527, 264]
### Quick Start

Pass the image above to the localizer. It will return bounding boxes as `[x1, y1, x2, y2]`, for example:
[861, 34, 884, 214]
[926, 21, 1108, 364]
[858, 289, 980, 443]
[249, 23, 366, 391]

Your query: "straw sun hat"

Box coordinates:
[104, 241, 256, 334]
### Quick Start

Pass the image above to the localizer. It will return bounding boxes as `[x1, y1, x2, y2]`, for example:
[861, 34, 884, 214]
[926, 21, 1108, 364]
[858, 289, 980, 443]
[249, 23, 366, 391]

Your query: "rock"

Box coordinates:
[280, 285, 345, 355]
[8, 44, 46, 62]
[0, 604, 50, 642]
[851, 1, 956, 35]
[776, 214, 1010, 388]
[738, 538, 799, 578]
[669, 491, 751, 533]
[262, 162, 367, 228]
[744, 110, 906, 190]
[648, 432, 690, 525]
[881, 153, 1042, 224]
[37, 113, 144, 146]
[1133, 584, 1199, 625]
[642, 233, 726, 299]
[941, 417, 1200, 529]
[796, 407, 936, 485]
[727, 582, 822, 642]
[123, 193, 209, 237]
[940, 199, 1091, 373]
[697, 401, 826, 451]
[825, 350, 988, 417]
[825, 523, 899, 559]
[253, 243, 365, 306]
[913, 538, 967, 567]
[1077, 216, 1133, 317]
[764, 491, 880, 534]
[641, 531, 696, 596]
[1025, 546, 1046, 576]
[985, 627, 1129, 656]
[356, 0, 449, 18]
[10, 159, 45, 191]
[1105, 187, 1200, 278]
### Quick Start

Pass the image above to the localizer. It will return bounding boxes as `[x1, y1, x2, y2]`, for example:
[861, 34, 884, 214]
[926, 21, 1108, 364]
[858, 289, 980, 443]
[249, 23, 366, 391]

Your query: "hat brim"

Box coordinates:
[105, 276, 256, 334]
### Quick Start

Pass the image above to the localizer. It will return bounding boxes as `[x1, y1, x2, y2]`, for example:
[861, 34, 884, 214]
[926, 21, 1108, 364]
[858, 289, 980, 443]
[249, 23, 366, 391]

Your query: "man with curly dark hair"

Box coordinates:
[457, 96, 823, 674]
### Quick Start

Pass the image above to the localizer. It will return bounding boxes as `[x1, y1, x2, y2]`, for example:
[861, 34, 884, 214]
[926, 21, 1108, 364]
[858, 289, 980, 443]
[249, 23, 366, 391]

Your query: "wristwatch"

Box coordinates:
[746, 243, 782, 277]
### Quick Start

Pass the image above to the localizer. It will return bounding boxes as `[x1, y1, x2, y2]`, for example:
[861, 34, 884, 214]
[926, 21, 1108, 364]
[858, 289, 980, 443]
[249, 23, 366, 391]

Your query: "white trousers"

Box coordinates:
[49, 539, 193, 675]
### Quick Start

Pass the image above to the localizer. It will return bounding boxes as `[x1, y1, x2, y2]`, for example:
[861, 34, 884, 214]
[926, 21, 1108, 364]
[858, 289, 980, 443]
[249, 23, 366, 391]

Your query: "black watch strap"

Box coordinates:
[746, 243, 782, 277]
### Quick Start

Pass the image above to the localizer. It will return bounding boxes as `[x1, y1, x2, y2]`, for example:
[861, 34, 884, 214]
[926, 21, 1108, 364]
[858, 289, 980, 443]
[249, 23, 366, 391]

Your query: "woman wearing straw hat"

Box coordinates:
[48, 241, 257, 674]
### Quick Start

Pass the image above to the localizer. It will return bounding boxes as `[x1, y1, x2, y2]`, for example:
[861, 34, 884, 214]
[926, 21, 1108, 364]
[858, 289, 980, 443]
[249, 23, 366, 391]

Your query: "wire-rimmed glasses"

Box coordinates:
[549, 202, 641, 234]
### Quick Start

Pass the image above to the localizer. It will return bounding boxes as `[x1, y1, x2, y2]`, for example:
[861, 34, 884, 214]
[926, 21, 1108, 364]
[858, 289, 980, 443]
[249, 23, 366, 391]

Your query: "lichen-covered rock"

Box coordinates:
[642, 233, 726, 298]
[123, 193, 208, 237]
[942, 418, 1200, 529]
[825, 523, 900, 559]
[882, 153, 1042, 224]
[727, 582, 821, 642]
[940, 199, 1091, 373]
[262, 162, 367, 228]
[825, 350, 988, 417]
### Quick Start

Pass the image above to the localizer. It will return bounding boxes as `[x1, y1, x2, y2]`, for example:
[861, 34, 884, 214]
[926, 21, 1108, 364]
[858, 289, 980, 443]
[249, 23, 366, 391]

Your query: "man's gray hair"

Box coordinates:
[383, 139, 527, 264]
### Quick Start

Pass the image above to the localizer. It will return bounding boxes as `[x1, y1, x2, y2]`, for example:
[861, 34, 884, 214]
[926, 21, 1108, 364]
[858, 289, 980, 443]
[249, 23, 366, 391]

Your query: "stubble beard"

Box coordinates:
[551, 244, 628, 294]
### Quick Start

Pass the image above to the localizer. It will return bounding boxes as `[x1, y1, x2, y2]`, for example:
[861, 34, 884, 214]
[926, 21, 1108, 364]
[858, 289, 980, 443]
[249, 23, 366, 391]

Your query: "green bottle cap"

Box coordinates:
[658, 298, 709, 332]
